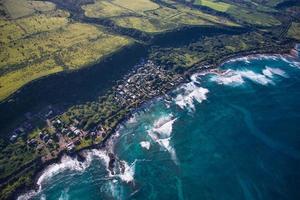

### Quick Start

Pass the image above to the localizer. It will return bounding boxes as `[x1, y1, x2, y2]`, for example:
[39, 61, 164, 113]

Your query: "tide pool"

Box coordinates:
[20, 54, 300, 200]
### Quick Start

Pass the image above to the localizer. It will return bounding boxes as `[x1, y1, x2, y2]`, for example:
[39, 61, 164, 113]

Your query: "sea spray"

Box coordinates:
[174, 82, 209, 111]
[153, 115, 177, 138]
[147, 114, 179, 164]
[224, 54, 280, 64]
[262, 66, 288, 78]
[58, 188, 70, 200]
[140, 141, 151, 150]
[18, 154, 94, 200]
[17, 146, 133, 200]
[210, 66, 289, 86]
[18, 54, 300, 200]
[279, 55, 300, 68]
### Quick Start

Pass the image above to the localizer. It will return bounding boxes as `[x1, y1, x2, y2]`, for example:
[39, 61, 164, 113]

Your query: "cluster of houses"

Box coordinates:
[112, 61, 183, 107]
[9, 105, 62, 143]
[11, 60, 186, 161]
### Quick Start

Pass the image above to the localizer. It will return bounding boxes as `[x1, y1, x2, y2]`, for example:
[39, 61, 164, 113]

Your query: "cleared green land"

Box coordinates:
[0, 2, 132, 101]
[288, 22, 300, 40]
[250, 0, 287, 7]
[83, 0, 238, 33]
[2, 0, 56, 19]
[193, 0, 281, 26]
[0, 0, 297, 199]
[195, 0, 231, 12]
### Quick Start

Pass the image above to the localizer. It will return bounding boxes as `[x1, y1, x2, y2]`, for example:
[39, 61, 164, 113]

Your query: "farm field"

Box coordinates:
[83, 0, 238, 33]
[193, 0, 281, 26]
[288, 22, 300, 40]
[0, 0, 299, 199]
[1, 0, 56, 18]
[0, 3, 132, 101]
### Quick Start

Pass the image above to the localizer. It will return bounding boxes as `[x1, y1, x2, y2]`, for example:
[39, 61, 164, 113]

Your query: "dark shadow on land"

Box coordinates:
[0, 44, 147, 136]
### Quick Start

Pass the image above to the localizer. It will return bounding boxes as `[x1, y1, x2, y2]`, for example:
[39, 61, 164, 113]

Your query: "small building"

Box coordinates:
[67, 142, 75, 151]
[27, 139, 37, 147]
[42, 134, 50, 142]
[74, 129, 81, 136]
[10, 134, 17, 142]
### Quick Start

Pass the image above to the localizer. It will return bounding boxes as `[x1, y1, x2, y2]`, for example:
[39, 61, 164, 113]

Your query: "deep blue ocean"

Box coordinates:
[19, 54, 300, 200]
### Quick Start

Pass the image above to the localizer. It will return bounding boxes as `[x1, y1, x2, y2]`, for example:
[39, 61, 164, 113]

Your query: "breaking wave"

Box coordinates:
[17, 147, 132, 200]
[117, 160, 136, 183]
[147, 114, 178, 164]
[225, 54, 300, 69]
[210, 66, 288, 86]
[18, 149, 111, 200]
[279, 55, 300, 68]
[225, 54, 280, 64]
[152, 114, 177, 138]
[140, 141, 151, 150]
[174, 82, 209, 111]
[128, 113, 138, 124]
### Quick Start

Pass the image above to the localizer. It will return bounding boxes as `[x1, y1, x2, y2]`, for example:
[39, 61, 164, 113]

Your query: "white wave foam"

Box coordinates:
[210, 66, 289, 86]
[17, 190, 38, 200]
[157, 137, 178, 165]
[37, 155, 90, 188]
[58, 188, 70, 200]
[90, 147, 136, 184]
[117, 160, 135, 183]
[210, 69, 245, 86]
[238, 70, 274, 85]
[262, 67, 288, 78]
[147, 114, 178, 164]
[226, 55, 279, 64]
[128, 113, 138, 124]
[140, 141, 151, 150]
[174, 82, 209, 111]
[190, 73, 201, 83]
[41, 194, 46, 200]
[18, 149, 110, 200]
[153, 114, 177, 138]
[279, 55, 300, 68]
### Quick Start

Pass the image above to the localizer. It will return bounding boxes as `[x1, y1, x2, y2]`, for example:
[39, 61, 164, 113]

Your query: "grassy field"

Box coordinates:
[288, 22, 300, 40]
[82, 1, 133, 18]
[0, 4, 132, 101]
[2, 0, 56, 19]
[193, 0, 281, 26]
[112, 0, 160, 12]
[195, 0, 232, 12]
[83, 0, 238, 33]
[0, 0, 298, 199]
[250, 0, 287, 7]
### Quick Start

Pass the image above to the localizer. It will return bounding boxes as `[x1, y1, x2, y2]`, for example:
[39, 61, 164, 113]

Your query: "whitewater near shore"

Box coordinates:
[17, 52, 300, 200]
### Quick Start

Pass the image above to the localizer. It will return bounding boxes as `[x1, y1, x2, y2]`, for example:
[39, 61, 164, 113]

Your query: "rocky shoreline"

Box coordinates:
[13, 44, 299, 200]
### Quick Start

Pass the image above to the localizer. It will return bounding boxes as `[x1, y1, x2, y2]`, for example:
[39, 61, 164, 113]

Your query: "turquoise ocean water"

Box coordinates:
[19, 54, 300, 200]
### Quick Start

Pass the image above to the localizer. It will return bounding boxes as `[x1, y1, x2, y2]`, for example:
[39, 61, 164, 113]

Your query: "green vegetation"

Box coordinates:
[0, 0, 299, 199]
[193, 0, 281, 26]
[0, 169, 35, 200]
[2, 0, 56, 19]
[0, 2, 132, 101]
[195, 0, 231, 12]
[83, 0, 238, 33]
[150, 31, 292, 70]
[288, 22, 300, 40]
[0, 138, 37, 180]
